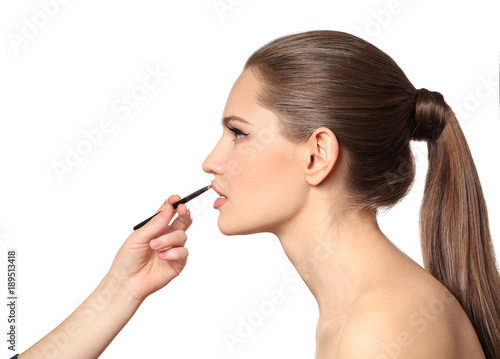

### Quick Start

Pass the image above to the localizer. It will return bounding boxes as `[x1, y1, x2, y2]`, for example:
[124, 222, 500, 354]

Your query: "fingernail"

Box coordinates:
[162, 202, 170, 216]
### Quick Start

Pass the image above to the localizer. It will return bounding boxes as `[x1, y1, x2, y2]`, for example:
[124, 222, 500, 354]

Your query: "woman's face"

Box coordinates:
[202, 69, 307, 236]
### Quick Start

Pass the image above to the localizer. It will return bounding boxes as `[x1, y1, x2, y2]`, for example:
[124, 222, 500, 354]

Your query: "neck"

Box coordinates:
[273, 199, 403, 318]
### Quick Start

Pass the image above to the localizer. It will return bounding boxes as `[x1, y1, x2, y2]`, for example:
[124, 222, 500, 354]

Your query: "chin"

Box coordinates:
[216, 214, 275, 236]
[217, 219, 251, 236]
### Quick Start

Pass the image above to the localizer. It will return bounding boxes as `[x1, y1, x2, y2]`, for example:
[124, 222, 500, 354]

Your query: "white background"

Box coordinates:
[1, 0, 499, 358]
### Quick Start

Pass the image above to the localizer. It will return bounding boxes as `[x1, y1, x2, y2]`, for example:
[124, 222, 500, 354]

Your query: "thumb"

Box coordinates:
[134, 195, 181, 241]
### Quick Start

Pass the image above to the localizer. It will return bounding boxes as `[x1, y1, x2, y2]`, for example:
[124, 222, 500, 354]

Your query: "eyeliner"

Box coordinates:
[133, 184, 212, 230]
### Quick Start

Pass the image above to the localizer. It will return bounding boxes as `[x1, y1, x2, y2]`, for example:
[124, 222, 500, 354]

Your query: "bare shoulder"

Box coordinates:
[336, 281, 485, 359]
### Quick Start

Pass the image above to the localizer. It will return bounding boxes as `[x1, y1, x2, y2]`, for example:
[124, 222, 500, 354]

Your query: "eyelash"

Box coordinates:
[226, 124, 249, 141]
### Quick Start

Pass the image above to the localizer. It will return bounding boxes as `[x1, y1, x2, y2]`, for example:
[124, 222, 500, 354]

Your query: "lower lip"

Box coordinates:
[214, 197, 228, 209]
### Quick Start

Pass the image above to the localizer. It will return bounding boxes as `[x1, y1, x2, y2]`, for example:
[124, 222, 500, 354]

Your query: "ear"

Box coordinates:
[303, 127, 339, 186]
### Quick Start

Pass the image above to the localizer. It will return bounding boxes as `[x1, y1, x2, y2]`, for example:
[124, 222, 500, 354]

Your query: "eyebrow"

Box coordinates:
[221, 115, 251, 127]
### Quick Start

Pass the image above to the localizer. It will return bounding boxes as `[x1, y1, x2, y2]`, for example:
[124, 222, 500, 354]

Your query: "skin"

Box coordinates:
[18, 196, 192, 359]
[16, 68, 486, 359]
[202, 68, 486, 358]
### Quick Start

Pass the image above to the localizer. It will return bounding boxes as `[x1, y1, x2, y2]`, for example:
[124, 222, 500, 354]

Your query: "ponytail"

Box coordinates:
[416, 89, 500, 358]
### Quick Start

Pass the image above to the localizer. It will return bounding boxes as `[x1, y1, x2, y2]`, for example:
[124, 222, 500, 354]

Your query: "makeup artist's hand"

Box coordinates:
[17, 195, 192, 359]
[110, 194, 193, 302]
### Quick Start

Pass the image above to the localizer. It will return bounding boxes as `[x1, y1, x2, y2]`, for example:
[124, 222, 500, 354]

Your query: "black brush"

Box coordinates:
[133, 184, 212, 230]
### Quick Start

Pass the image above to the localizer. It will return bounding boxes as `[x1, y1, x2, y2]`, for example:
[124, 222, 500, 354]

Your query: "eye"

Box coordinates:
[226, 124, 249, 141]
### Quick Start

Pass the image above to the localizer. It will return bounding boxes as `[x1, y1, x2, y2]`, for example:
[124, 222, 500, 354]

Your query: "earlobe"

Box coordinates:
[304, 127, 339, 186]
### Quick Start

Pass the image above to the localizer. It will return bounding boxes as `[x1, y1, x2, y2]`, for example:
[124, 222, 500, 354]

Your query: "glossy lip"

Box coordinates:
[214, 197, 228, 209]
[211, 182, 227, 198]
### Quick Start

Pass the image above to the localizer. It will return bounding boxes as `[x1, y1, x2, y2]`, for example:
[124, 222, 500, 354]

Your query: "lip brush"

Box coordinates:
[133, 184, 212, 230]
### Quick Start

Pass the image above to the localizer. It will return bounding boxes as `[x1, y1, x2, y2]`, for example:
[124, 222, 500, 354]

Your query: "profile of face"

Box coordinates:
[202, 69, 309, 236]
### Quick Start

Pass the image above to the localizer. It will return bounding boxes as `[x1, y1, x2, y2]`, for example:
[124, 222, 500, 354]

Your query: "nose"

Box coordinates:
[202, 137, 226, 176]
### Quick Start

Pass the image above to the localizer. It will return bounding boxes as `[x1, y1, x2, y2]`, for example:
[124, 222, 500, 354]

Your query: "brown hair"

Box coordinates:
[244, 30, 500, 358]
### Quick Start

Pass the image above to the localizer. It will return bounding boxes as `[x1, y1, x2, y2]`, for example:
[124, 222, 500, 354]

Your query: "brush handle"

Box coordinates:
[133, 211, 161, 230]
[132, 185, 211, 230]
[132, 199, 182, 230]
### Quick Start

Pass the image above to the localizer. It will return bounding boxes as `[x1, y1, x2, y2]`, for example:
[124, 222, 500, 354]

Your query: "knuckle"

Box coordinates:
[168, 194, 181, 203]
[168, 230, 187, 243]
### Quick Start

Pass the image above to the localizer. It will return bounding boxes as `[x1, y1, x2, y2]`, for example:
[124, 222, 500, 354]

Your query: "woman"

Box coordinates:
[14, 30, 499, 358]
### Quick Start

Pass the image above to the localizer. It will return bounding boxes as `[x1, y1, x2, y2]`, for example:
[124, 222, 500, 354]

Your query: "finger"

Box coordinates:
[158, 246, 189, 261]
[149, 230, 188, 251]
[135, 195, 181, 240]
[155, 195, 181, 213]
[155, 199, 168, 213]
[169, 203, 193, 232]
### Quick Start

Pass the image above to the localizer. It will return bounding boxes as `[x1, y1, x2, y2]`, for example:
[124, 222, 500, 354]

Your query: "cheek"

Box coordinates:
[229, 139, 300, 207]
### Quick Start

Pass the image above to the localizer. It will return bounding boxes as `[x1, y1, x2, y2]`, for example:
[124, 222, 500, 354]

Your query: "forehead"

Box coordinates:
[222, 69, 271, 125]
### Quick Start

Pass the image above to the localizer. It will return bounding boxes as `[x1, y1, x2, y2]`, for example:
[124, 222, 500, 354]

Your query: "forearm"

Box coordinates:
[19, 271, 142, 359]
[17, 196, 191, 358]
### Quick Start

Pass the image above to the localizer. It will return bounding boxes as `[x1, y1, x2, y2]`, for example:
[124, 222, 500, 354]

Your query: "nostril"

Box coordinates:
[203, 157, 225, 176]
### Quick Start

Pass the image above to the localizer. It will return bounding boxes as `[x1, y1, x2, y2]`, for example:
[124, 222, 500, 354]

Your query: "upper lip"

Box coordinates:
[211, 182, 227, 198]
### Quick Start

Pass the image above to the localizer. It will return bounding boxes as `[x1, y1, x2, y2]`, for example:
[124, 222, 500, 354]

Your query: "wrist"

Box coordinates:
[102, 270, 145, 308]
